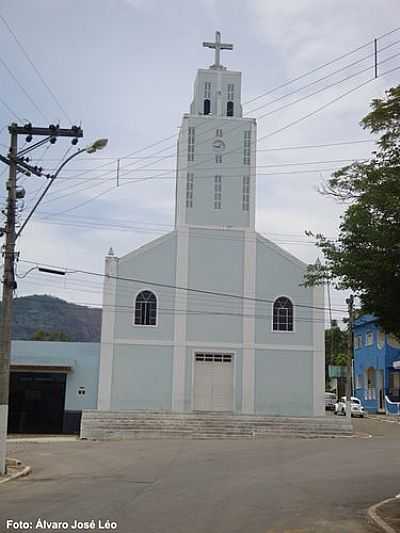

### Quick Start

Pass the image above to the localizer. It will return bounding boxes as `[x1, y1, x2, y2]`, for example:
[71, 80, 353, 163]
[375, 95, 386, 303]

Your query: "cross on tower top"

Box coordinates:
[202, 31, 233, 70]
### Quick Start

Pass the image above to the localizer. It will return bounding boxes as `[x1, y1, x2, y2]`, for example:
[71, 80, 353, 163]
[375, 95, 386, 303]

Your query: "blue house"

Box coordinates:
[9, 340, 100, 434]
[353, 314, 400, 414]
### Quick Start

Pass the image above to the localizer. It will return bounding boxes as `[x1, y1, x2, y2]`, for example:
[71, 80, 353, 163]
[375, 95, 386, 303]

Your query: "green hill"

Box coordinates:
[8, 295, 101, 342]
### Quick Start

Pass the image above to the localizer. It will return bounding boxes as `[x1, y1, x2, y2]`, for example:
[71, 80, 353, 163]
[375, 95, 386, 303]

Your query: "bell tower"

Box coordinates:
[175, 31, 256, 230]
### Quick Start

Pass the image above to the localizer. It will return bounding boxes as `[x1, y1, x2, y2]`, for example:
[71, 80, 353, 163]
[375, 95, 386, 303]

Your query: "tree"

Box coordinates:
[305, 85, 400, 337]
[324, 320, 347, 386]
[325, 321, 348, 365]
[31, 330, 71, 341]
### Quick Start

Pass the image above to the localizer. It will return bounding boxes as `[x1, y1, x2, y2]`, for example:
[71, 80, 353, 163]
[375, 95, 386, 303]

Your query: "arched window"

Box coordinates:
[203, 99, 211, 115]
[227, 101, 234, 116]
[134, 290, 157, 326]
[273, 297, 294, 332]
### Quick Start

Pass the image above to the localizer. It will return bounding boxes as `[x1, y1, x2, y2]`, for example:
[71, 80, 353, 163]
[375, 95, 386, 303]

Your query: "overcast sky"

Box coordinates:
[1, 0, 399, 321]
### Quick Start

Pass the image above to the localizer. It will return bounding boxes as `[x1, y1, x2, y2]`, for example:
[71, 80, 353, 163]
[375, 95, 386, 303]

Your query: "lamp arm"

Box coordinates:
[16, 148, 86, 239]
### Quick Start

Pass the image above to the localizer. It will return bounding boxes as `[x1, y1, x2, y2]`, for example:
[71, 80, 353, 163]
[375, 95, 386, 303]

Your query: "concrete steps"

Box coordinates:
[81, 410, 352, 440]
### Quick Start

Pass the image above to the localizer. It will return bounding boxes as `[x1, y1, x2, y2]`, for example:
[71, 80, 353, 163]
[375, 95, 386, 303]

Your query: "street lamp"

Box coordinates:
[0, 137, 108, 476]
[86, 138, 108, 154]
[16, 138, 108, 239]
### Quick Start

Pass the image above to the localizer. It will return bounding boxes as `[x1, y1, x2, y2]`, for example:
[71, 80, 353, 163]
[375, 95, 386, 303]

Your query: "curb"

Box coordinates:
[368, 415, 400, 425]
[0, 465, 31, 485]
[368, 497, 399, 533]
[7, 436, 79, 443]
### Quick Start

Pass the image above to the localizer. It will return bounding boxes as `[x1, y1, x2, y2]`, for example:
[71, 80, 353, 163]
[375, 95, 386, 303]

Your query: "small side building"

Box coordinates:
[353, 314, 400, 413]
[9, 341, 100, 434]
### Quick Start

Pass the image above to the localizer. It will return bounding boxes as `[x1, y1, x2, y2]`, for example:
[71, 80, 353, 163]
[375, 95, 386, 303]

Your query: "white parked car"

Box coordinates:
[325, 392, 337, 411]
[335, 396, 366, 417]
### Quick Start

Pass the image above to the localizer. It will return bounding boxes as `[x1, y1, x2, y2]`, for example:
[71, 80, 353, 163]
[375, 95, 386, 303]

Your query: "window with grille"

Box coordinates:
[389, 371, 400, 399]
[273, 297, 294, 332]
[354, 335, 363, 349]
[188, 127, 195, 161]
[216, 154, 222, 164]
[242, 176, 250, 211]
[214, 175, 222, 209]
[355, 373, 364, 389]
[216, 129, 223, 137]
[204, 81, 211, 98]
[227, 83, 234, 100]
[195, 353, 232, 363]
[134, 290, 157, 326]
[366, 331, 374, 346]
[243, 130, 251, 165]
[186, 172, 194, 208]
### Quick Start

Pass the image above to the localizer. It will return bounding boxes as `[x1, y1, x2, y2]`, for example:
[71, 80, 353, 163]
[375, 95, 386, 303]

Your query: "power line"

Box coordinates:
[99, 32, 397, 181]
[257, 63, 400, 145]
[18, 40, 398, 222]
[17, 259, 347, 316]
[31, 36, 396, 213]
[40, 54, 387, 203]
[16, 284, 336, 325]
[133, 42, 400, 181]
[15, 280, 338, 325]
[19, 258, 346, 313]
[28, 139, 375, 161]
[0, 11, 72, 124]
[0, 95, 23, 122]
[36, 29, 399, 191]
[30, 218, 325, 246]
[18, 271, 344, 323]
[257, 49, 400, 122]
[246, 37, 400, 115]
[0, 53, 48, 122]
[35, 167, 348, 187]
[26, 212, 339, 240]
[19, 262, 346, 315]
[41, 53, 399, 211]
[21, 137, 373, 205]
[40, 157, 368, 174]
[41, 56, 388, 207]
[28, 164, 345, 219]
[258, 139, 374, 152]
[243, 26, 400, 106]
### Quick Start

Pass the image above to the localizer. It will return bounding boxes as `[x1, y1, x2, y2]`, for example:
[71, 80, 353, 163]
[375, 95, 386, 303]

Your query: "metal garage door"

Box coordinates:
[193, 353, 234, 411]
[8, 372, 66, 434]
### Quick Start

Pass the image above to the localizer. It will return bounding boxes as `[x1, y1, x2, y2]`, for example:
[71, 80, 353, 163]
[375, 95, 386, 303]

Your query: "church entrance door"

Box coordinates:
[193, 353, 234, 411]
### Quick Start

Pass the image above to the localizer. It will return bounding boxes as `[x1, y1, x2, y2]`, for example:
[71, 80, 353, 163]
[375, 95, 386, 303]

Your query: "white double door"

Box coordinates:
[193, 353, 234, 412]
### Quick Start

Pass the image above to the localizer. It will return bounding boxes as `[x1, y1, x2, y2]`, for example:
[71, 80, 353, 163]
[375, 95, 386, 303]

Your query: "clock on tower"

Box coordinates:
[175, 31, 257, 230]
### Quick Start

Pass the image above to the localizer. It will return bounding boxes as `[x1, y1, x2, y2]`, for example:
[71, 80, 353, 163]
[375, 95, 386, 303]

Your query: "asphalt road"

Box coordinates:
[1, 417, 399, 533]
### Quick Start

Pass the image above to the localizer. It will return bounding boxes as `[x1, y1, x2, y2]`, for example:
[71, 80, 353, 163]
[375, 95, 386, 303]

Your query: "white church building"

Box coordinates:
[96, 33, 325, 417]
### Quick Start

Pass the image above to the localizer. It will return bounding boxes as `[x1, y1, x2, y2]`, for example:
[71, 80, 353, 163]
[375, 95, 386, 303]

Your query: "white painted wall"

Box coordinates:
[99, 63, 320, 417]
[97, 252, 118, 410]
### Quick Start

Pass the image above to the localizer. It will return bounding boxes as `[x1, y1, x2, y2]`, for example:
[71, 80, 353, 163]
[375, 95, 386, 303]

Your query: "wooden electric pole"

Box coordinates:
[0, 123, 83, 475]
[0, 127, 17, 475]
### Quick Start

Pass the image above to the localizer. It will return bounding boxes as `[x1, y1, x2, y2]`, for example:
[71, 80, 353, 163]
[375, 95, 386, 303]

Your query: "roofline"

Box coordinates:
[118, 231, 176, 262]
[354, 314, 378, 327]
[256, 232, 307, 270]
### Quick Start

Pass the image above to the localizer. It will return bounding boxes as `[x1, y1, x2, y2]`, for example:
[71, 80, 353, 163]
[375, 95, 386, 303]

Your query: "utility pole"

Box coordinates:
[0, 128, 17, 475]
[345, 294, 354, 420]
[0, 122, 84, 475]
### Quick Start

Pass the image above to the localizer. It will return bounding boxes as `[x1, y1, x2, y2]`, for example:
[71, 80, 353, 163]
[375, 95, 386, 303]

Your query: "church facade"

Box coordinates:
[97, 33, 325, 417]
